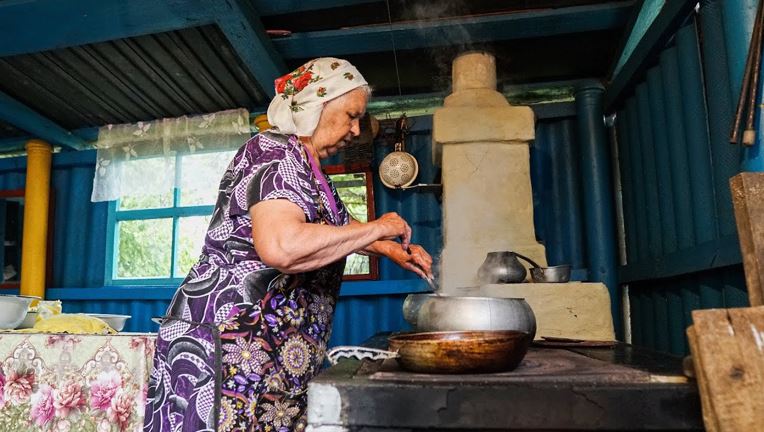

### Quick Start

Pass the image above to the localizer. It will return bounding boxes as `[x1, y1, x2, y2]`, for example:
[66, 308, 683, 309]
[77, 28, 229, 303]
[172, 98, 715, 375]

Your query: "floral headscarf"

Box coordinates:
[266, 58, 369, 137]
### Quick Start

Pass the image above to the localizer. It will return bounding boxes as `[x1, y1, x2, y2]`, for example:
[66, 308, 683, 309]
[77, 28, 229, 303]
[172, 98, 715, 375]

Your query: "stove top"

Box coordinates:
[367, 347, 652, 384]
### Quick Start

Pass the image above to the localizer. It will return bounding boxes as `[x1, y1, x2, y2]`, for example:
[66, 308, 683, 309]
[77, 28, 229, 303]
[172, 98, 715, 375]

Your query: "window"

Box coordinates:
[107, 151, 236, 284]
[107, 156, 378, 284]
[325, 165, 379, 280]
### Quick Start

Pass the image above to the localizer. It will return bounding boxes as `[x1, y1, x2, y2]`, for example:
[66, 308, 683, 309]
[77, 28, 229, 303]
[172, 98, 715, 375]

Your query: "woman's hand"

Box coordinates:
[386, 244, 433, 279]
[372, 212, 412, 250]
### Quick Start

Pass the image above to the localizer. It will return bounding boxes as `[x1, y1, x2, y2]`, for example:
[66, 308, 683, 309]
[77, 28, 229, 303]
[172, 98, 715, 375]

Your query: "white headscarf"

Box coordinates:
[266, 58, 368, 137]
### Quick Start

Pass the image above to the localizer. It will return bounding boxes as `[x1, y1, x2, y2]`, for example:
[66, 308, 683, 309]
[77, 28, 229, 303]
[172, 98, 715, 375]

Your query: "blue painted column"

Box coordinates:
[720, 0, 757, 100]
[575, 83, 620, 336]
[750, 82, 764, 171]
[718, 0, 764, 171]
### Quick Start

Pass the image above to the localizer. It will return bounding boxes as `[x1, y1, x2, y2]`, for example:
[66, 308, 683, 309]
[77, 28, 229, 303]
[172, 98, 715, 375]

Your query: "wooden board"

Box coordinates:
[688, 307, 764, 431]
[687, 326, 718, 432]
[730, 173, 764, 306]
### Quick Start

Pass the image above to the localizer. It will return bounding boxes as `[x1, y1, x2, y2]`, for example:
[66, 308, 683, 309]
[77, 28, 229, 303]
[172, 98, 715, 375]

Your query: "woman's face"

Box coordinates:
[309, 88, 368, 158]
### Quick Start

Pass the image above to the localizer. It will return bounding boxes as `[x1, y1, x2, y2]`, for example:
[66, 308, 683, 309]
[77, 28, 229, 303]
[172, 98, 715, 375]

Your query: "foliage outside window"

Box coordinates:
[110, 157, 378, 283]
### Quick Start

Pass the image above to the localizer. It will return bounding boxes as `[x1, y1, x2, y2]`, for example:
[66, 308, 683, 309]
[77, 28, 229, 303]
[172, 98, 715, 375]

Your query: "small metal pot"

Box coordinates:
[477, 251, 540, 284]
[403, 294, 536, 340]
[530, 265, 571, 283]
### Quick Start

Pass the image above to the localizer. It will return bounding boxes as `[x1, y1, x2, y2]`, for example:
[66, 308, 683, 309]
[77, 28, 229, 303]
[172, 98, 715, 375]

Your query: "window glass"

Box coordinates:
[175, 215, 212, 277]
[119, 157, 175, 210]
[117, 218, 172, 278]
[179, 151, 236, 206]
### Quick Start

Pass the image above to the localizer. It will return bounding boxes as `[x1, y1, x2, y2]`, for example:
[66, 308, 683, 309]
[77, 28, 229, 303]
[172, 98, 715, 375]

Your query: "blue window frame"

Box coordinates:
[105, 151, 234, 285]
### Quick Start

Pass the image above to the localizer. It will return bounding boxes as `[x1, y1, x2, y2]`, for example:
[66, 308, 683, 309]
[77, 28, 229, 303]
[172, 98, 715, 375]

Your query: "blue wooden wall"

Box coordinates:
[613, 2, 757, 355]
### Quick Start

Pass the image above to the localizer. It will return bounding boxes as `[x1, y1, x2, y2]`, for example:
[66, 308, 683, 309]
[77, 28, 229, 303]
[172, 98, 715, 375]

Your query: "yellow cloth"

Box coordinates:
[8, 314, 116, 334]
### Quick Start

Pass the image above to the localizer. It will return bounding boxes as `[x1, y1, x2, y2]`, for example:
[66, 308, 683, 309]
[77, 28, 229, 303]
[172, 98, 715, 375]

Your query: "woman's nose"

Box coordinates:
[350, 119, 361, 136]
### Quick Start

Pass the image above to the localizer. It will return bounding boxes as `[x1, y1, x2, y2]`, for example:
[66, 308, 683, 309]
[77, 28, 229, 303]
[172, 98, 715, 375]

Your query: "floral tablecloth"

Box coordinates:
[0, 333, 156, 432]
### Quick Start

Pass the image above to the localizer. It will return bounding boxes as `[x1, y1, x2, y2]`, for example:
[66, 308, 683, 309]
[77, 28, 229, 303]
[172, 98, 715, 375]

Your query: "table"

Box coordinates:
[0, 332, 155, 432]
[308, 334, 703, 431]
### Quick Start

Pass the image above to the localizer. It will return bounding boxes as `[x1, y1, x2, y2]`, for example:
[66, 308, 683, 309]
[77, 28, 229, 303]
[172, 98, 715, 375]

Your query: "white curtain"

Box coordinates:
[91, 109, 251, 202]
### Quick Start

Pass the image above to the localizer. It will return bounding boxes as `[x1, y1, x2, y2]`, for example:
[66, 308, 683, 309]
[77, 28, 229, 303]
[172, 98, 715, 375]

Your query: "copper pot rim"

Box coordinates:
[388, 330, 529, 343]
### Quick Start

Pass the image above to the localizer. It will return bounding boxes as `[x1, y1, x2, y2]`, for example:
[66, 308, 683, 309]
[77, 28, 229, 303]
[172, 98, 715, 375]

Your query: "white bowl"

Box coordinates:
[17, 311, 37, 329]
[0, 295, 35, 329]
[85, 314, 131, 332]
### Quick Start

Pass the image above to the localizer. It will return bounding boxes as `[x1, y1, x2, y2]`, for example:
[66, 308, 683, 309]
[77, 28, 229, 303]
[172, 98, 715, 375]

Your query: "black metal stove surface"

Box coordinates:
[308, 333, 703, 431]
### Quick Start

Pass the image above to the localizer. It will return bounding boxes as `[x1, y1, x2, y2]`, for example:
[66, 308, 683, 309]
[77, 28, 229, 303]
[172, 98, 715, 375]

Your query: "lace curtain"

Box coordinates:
[91, 109, 251, 202]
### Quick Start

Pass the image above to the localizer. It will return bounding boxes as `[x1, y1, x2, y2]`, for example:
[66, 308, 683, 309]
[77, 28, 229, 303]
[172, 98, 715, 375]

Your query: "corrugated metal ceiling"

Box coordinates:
[0, 25, 268, 138]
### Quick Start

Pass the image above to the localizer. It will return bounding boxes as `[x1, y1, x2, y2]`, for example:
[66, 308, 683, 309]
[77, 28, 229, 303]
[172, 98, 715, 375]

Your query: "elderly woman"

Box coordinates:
[143, 58, 433, 432]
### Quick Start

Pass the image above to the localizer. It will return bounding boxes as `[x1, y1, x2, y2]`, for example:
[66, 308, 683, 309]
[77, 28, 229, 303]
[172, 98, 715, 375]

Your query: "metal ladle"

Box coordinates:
[422, 274, 441, 296]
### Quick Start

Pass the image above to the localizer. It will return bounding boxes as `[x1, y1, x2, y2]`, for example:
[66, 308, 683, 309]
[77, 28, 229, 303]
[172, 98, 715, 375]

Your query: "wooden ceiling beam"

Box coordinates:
[272, 2, 633, 59]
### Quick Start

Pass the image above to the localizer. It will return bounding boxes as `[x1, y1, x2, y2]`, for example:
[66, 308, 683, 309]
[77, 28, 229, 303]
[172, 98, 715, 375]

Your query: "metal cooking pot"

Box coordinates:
[403, 294, 536, 340]
[327, 330, 531, 374]
[477, 251, 540, 284]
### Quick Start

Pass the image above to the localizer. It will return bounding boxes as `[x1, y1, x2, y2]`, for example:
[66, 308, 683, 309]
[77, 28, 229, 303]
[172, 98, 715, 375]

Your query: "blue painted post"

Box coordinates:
[659, 47, 695, 250]
[646, 67, 678, 254]
[575, 83, 620, 336]
[750, 96, 764, 170]
[699, 0, 743, 232]
[676, 22, 718, 244]
[717, 0, 764, 171]
[719, 0, 757, 101]
[750, 48, 764, 170]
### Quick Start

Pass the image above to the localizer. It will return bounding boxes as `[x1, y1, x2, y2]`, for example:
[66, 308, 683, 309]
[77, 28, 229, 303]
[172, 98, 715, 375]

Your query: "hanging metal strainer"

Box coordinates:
[379, 142, 419, 188]
[379, 115, 418, 188]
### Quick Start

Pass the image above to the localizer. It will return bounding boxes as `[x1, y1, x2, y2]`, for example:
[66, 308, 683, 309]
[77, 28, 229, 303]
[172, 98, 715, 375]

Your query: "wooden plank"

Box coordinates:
[687, 325, 718, 432]
[689, 307, 764, 431]
[731, 172, 764, 306]
[273, 2, 632, 59]
[0, 0, 215, 57]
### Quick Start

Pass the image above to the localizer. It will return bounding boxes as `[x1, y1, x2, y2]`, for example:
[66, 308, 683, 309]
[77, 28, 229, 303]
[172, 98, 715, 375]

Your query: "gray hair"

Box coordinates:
[327, 85, 372, 107]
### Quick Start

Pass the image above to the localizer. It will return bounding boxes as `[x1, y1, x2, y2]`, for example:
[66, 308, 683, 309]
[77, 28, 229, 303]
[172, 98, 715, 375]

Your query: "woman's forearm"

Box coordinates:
[252, 201, 411, 273]
[283, 222, 385, 272]
[349, 219, 396, 257]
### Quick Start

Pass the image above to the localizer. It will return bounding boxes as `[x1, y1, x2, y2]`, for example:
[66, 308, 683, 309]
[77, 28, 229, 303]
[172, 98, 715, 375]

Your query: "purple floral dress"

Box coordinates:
[143, 131, 350, 432]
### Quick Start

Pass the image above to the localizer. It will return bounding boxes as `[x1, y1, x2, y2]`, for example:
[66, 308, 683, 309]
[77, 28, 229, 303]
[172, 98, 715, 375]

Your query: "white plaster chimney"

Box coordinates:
[433, 51, 547, 293]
